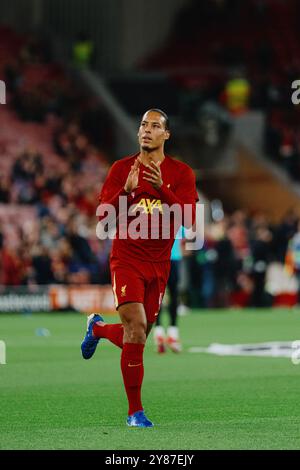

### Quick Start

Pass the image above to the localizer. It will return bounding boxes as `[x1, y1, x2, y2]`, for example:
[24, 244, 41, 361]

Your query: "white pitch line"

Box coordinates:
[188, 341, 298, 358]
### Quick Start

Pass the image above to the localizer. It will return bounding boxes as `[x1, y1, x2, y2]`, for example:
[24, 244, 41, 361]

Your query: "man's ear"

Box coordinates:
[165, 130, 170, 141]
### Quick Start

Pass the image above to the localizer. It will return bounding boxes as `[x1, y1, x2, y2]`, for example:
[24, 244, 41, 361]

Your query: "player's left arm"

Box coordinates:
[143, 161, 198, 227]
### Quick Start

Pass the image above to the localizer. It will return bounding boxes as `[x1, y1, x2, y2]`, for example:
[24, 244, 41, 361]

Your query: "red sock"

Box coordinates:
[93, 323, 124, 349]
[121, 343, 144, 415]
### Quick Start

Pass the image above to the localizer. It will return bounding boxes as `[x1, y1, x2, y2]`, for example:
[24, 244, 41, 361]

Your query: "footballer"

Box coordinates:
[81, 109, 198, 427]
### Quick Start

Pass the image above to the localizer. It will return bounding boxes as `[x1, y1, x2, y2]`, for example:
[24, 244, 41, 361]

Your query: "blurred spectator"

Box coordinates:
[223, 75, 251, 115]
[20, 33, 52, 64]
[0, 175, 10, 203]
[0, 28, 111, 288]
[195, 234, 217, 308]
[249, 225, 273, 307]
[4, 59, 23, 94]
[0, 247, 22, 285]
[285, 220, 300, 304]
[72, 32, 95, 68]
[278, 128, 297, 179]
[32, 245, 54, 284]
[273, 209, 299, 263]
[12, 147, 44, 182]
[66, 218, 94, 266]
[211, 218, 237, 307]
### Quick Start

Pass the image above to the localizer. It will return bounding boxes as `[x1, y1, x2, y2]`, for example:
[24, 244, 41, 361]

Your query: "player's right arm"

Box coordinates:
[124, 157, 140, 193]
[98, 158, 140, 222]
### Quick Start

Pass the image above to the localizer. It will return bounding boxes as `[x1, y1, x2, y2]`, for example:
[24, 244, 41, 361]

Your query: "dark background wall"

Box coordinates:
[0, 0, 187, 72]
[0, 0, 42, 30]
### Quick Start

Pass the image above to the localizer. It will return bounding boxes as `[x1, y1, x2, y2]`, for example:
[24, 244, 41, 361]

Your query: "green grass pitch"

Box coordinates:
[1, 308, 300, 450]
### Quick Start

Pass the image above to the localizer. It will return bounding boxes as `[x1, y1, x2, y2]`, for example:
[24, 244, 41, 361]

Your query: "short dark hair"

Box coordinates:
[145, 108, 170, 131]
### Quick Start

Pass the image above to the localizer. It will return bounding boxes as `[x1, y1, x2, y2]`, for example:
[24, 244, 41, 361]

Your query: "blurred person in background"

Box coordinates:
[273, 209, 299, 263]
[153, 227, 184, 354]
[72, 32, 95, 69]
[0, 247, 22, 286]
[211, 217, 237, 307]
[195, 225, 218, 308]
[285, 219, 300, 305]
[249, 222, 273, 307]
[0, 175, 10, 203]
[223, 73, 251, 115]
[31, 245, 54, 285]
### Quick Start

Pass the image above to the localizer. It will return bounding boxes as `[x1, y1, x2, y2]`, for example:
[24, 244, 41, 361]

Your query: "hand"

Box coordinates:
[142, 161, 163, 190]
[124, 158, 140, 193]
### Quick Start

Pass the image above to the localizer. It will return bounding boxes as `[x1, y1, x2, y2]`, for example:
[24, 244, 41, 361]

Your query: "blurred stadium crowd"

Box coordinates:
[1, 0, 300, 309]
[0, 26, 112, 287]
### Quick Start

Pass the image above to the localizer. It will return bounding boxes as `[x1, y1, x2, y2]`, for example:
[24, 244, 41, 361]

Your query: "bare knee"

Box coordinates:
[124, 318, 147, 343]
[119, 303, 147, 344]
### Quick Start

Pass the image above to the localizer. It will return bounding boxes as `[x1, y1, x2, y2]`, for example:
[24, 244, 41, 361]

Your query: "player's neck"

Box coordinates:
[138, 149, 165, 166]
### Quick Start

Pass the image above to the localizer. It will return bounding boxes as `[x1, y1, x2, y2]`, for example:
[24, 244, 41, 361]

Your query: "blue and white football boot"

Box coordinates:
[127, 411, 154, 428]
[81, 313, 104, 360]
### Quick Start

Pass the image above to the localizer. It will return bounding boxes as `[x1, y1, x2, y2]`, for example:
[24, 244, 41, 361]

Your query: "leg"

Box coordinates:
[119, 302, 147, 344]
[82, 260, 154, 426]
[92, 262, 146, 349]
[152, 292, 166, 354]
[92, 313, 154, 348]
[118, 302, 147, 417]
[166, 261, 182, 352]
[92, 320, 124, 349]
[168, 260, 179, 327]
[150, 261, 171, 354]
[109, 264, 154, 425]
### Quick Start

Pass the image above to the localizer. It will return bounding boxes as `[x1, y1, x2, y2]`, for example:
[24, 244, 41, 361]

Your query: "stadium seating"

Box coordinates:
[0, 27, 111, 288]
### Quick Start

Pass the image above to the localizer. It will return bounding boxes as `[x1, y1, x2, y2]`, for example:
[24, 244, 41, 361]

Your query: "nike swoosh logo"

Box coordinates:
[128, 363, 142, 367]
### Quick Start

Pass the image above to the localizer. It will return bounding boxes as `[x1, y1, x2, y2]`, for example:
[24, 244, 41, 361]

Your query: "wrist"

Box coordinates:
[157, 182, 166, 191]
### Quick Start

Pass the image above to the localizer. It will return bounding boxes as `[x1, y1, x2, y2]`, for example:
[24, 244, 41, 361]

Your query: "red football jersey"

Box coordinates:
[99, 154, 198, 262]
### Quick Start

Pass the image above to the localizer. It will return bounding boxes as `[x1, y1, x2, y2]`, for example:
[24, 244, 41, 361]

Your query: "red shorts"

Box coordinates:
[110, 256, 171, 323]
